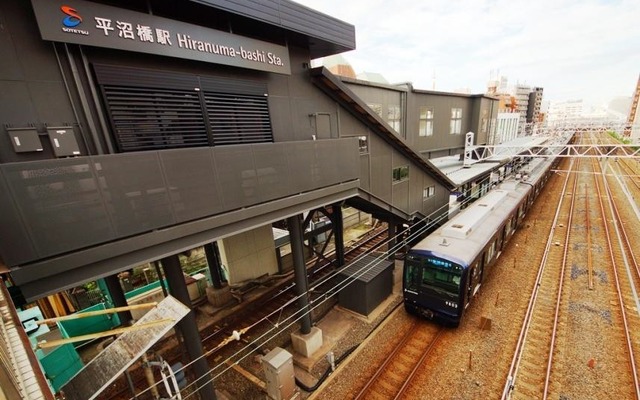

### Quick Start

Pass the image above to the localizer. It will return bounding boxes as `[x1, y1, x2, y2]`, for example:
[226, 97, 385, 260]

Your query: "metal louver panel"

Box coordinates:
[205, 92, 273, 145]
[95, 64, 273, 151]
[103, 86, 208, 152]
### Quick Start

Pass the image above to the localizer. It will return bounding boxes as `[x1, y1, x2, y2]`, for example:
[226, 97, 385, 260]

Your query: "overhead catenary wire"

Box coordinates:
[128, 178, 490, 400]
[130, 177, 488, 400]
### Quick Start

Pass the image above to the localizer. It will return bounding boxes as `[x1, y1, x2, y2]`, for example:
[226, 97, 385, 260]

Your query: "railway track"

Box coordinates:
[353, 321, 444, 400]
[501, 155, 579, 400]
[102, 225, 389, 400]
[503, 132, 640, 400]
[595, 139, 640, 398]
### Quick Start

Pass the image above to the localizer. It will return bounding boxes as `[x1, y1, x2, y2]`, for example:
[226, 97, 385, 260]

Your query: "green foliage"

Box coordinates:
[607, 131, 631, 144]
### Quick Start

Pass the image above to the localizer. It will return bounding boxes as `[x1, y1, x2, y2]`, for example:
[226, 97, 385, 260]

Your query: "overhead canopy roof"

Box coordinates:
[430, 136, 552, 187]
[189, 0, 356, 58]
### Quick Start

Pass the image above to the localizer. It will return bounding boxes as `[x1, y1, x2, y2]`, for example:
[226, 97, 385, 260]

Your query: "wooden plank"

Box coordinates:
[37, 319, 174, 349]
[59, 296, 190, 400]
[36, 303, 158, 325]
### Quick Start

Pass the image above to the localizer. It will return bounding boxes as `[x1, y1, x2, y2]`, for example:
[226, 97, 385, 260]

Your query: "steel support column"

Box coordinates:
[331, 204, 345, 268]
[204, 242, 224, 289]
[387, 221, 396, 260]
[162, 255, 216, 399]
[103, 274, 133, 326]
[287, 214, 312, 334]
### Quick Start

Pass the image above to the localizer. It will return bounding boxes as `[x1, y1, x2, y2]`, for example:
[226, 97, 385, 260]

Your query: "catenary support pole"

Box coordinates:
[287, 214, 312, 334]
[387, 220, 397, 260]
[204, 242, 224, 289]
[331, 203, 345, 268]
[162, 255, 217, 399]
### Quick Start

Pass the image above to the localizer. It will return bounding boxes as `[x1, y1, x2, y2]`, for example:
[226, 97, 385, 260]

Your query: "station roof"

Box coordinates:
[189, 0, 356, 58]
[430, 136, 551, 187]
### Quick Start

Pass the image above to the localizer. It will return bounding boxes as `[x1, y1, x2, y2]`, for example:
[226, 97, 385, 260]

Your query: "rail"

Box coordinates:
[596, 156, 640, 398]
[501, 156, 576, 400]
[354, 321, 444, 399]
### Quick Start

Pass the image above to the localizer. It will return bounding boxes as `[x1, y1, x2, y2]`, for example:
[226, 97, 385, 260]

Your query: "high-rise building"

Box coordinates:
[527, 87, 544, 123]
[513, 84, 531, 132]
[547, 99, 584, 125]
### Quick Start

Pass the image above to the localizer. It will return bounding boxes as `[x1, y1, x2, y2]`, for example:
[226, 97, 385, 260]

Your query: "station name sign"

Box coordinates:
[30, 0, 291, 75]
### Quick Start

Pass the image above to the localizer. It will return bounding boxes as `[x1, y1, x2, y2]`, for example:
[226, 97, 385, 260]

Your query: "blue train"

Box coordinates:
[403, 154, 558, 326]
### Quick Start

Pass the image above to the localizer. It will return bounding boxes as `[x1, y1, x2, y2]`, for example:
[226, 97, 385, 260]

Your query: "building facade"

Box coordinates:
[0, 1, 501, 396]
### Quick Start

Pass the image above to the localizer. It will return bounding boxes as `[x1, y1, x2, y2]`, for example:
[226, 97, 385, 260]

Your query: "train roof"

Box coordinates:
[410, 154, 555, 266]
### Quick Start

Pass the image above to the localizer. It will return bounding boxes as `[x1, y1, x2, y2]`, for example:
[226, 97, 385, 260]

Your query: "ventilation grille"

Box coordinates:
[96, 65, 273, 152]
[104, 86, 208, 152]
[205, 92, 273, 145]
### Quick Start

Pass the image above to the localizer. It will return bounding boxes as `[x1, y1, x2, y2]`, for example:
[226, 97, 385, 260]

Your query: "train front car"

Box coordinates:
[403, 250, 467, 326]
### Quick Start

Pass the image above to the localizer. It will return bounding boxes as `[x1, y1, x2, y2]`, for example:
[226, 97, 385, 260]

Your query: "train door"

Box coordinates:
[466, 266, 474, 307]
[466, 262, 481, 307]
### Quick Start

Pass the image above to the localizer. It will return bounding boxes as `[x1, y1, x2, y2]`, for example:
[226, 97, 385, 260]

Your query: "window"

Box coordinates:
[450, 107, 462, 134]
[358, 136, 369, 154]
[368, 103, 382, 117]
[481, 110, 488, 134]
[423, 185, 436, 199]
[392, 166, 409, 183]
[419, 107, 434, 136]
[388, 105, 401, 132]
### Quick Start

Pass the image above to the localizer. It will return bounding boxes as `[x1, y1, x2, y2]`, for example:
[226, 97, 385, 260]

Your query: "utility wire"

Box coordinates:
[129, 176, 493, 400]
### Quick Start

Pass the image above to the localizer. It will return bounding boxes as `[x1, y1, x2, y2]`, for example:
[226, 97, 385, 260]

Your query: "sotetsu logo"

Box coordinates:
[61, 5, 82, 27]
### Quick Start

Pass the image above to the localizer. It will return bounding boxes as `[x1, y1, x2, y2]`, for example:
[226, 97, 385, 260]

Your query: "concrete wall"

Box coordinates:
[219, 225, 278, 284]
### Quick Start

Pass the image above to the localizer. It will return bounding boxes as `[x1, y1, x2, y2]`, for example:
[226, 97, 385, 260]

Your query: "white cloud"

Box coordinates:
[295, 0, 640, 107]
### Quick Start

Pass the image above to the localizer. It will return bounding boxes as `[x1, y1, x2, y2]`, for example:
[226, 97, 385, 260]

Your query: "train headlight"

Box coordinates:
[445, 301, 458, 308]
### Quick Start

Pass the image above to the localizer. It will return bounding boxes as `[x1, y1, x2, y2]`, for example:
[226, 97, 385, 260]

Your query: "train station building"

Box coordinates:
[0, 0, 503, 398]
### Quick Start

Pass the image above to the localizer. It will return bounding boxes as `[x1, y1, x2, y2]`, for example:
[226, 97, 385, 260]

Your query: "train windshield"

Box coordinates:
[405, 254, 462, 299]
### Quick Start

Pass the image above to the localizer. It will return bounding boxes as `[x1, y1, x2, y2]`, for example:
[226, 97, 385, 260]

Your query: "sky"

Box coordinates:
[295, 0, 640, 108]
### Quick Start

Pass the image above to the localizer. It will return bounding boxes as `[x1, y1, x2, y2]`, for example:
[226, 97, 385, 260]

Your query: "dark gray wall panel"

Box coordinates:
[392, 179, 409, 212]
[285, 142, 317, 192]
[291, 97, 323, 141]
[94, 153, 176, 236]
[359, 155, 370, 191]
[3, 0, 62, 82]
[369, 135, 392, 203]
[27, 81, 76, 126]
[315, 139, 341, 187]
[212, 146, 257, 208]
[159, 148, 224, 222]
[0, 3, 23, 81]
[391, 152, 410, 211]
[1, 158, 114, 261]
[0, 140, 360, 267]
[0, 81, 39, 126]
[268, 96, 293, 139]
[0, 169, 37, 262]
[251, 144, 291, 200]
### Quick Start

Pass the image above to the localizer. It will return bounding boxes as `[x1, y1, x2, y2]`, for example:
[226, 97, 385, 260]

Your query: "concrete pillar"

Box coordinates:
[204, 242, 224, 289]
[287, 214, 311, 334]
[331, 203, 345, 268]
[103, 275, 133, 326]
[162, 255, 217, 400]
